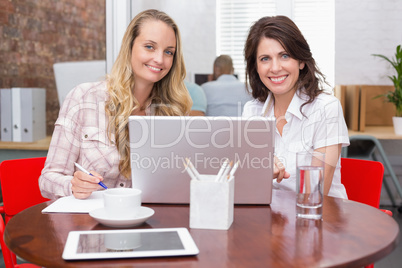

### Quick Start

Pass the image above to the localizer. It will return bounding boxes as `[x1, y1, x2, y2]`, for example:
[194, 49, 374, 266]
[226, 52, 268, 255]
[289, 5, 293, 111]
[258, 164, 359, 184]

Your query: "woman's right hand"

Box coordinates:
[274, 156, 290, 183]
[71, 170, 104, 199]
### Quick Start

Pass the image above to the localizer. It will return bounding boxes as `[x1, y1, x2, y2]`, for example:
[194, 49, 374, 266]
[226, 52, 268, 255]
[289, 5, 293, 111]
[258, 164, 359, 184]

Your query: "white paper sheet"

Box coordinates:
[42, 191, 105, 213]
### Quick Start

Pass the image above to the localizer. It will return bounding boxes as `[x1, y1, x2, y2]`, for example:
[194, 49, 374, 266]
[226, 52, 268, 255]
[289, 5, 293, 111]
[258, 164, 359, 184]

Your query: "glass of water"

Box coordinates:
[296, 151, 325, 220]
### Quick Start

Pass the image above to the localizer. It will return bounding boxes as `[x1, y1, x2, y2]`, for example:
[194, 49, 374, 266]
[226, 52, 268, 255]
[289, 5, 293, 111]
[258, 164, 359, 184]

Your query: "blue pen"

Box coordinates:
[74, 162, 108, 189]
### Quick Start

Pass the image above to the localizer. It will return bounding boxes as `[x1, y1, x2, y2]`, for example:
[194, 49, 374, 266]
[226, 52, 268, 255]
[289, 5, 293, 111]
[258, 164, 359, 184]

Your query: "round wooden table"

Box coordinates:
[4, 190, 400, 268]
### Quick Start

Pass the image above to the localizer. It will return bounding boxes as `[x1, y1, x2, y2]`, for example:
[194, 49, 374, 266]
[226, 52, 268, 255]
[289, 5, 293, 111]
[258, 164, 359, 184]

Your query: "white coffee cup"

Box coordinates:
[103, 188, 142, 219]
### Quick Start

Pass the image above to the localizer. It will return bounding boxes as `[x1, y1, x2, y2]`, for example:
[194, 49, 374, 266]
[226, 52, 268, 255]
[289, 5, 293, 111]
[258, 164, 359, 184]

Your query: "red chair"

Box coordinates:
[340, 157, 393, 268]
[0, 157, 50, 268]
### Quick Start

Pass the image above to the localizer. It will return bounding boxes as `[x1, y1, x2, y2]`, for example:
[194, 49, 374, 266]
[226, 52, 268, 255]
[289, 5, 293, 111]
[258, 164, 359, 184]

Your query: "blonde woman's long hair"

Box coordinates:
[105, 9, 192, 178]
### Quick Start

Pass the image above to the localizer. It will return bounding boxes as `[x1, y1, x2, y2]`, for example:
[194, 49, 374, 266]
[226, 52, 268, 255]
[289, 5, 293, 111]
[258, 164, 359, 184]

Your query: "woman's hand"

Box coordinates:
[71, 170, 104, 199]
[274, 156, 290, 183]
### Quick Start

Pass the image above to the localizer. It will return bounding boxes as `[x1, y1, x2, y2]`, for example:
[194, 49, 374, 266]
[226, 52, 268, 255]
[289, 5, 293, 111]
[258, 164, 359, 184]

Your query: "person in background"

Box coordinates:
[242, 16, 349, 198]
[39, 9, 192, 199]
[201, 55, 252, 116]
[184, 80, 207, 116]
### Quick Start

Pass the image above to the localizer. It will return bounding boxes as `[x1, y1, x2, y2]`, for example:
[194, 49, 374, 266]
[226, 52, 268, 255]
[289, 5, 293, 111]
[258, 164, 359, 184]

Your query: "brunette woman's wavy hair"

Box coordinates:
[105, 9, 191, 178]
[244, 16, 328, 112]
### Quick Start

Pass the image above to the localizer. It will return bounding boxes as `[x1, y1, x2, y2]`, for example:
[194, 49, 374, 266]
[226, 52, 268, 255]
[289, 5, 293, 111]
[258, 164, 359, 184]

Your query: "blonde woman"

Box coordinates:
[39, 9, 192, 199]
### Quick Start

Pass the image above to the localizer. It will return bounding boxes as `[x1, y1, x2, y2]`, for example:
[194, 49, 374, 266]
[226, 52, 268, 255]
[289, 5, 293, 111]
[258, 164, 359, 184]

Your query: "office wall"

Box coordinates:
[335, 0, 402, 85]
[0, 0, 106, 135]
[2, 0, 402, 133]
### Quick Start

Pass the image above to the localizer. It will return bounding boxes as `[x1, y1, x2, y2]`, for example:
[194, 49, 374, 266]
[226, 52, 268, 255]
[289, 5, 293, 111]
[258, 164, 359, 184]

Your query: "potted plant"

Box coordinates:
[373, 44, 402, 135]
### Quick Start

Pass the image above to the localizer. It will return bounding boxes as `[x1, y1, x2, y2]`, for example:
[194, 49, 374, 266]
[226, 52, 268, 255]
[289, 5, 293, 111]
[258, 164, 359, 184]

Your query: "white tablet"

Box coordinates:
[62, 228, 199, 260]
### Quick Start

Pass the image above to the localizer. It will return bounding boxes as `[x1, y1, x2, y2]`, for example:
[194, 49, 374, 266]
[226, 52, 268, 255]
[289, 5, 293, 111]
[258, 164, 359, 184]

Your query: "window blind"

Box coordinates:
[217, 0, 276, 82]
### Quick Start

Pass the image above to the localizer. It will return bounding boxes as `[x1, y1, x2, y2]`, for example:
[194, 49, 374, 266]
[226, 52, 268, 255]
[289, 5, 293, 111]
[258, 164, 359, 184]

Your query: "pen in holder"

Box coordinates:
[190, 174, 234, 230]
[184, 158, 237, 230]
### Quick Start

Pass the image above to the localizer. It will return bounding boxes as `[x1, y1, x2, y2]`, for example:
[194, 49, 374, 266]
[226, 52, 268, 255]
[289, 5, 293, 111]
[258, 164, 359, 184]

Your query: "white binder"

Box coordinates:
[0, 88, 12, 141]
[11, 88, 46, 142]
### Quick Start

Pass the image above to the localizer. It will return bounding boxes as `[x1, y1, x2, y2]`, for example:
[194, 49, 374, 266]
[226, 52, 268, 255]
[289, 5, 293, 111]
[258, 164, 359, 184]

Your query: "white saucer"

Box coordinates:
[89, 206, 155, 228]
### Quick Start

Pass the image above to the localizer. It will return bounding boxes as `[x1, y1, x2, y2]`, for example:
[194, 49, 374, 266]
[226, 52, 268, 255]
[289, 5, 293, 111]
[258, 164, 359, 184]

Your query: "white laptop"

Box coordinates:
[128, 116, 275, 204]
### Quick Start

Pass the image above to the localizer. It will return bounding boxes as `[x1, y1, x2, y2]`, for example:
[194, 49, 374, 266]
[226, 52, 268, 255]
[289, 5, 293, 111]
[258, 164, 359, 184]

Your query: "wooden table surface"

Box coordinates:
[0, 136, 51, 150]
[348, 126, 402, 140]
[4, 190, 400, 268]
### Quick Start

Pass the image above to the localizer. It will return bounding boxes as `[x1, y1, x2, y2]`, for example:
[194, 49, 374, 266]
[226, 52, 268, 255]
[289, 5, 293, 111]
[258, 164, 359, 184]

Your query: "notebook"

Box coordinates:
[128, 116, 275, 204]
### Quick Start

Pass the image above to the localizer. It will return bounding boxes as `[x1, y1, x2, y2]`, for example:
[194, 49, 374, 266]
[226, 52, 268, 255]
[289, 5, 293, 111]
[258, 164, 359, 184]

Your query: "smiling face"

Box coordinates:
[131, 19, 176, 89]
[256, 37, 305, 99]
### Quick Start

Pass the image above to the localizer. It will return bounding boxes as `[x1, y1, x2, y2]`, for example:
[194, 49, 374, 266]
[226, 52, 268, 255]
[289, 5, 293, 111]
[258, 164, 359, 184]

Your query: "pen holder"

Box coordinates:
[190, 174, 234, 230]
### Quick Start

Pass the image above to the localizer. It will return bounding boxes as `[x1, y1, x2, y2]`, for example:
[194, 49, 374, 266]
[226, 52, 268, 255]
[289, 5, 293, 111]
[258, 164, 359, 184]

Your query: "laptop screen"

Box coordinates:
[129, 116, 275, 204]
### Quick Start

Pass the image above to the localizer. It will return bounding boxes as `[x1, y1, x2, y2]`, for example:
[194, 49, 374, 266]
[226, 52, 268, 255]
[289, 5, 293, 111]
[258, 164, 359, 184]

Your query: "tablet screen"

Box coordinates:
[78, 231, 183, 253]
[63, 228, 199, 260]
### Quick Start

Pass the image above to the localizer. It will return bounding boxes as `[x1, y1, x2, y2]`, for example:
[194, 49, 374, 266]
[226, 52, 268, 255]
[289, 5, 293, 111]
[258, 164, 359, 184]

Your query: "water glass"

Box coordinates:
[296, 151, 325, 219]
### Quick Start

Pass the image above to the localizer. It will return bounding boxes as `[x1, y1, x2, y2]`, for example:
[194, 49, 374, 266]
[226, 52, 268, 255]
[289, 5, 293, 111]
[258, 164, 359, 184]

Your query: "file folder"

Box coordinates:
[0, 88, 12, 141]
[11, 88, 46, 142]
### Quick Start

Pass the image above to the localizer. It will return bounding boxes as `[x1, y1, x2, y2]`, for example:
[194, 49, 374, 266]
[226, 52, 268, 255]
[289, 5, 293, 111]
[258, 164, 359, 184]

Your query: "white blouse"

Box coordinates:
[242, 91, 350, 199]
